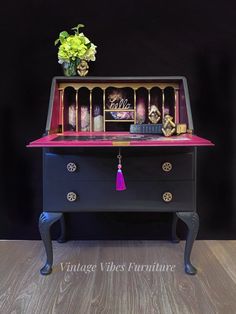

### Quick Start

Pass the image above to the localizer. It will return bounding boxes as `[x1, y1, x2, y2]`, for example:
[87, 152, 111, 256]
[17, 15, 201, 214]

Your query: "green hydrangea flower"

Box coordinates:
[55, 24, 97, 64]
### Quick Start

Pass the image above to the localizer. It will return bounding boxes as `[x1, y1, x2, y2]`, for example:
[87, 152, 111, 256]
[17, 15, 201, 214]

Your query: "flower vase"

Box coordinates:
[62, 61, 77, 77]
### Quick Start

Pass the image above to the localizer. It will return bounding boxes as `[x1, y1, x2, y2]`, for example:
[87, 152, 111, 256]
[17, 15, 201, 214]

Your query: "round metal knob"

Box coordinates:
[66, 192, 77, 202]
[162, 162, 172, 172]
[67, 162, 77, 173]
[162, 192, 173, 202]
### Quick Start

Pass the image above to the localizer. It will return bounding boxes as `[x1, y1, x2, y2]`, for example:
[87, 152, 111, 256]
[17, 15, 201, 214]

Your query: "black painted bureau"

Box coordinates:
[28, 77, 213, 275]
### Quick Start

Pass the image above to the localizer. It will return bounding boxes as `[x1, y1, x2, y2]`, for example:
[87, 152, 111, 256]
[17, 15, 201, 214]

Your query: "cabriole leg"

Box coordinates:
[39, 212, 62, 275]
[176, 212, 199, 275]
[171, 213, 180, 243]
[57, 214, 66, 243]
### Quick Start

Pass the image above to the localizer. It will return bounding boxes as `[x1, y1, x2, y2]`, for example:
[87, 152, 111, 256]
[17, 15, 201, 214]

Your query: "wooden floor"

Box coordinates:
[0, 240, 236, 314]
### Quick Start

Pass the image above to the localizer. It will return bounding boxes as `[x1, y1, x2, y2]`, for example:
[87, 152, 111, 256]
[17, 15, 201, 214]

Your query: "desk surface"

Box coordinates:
[28, 131, 214, 147]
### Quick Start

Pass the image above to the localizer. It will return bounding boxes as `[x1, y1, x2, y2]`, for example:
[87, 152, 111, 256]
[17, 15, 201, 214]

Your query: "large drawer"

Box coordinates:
[43, 180, 195, 212]
[43, 151, 194, 182]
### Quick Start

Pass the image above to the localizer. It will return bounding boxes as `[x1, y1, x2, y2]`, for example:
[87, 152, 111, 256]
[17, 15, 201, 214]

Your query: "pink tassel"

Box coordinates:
[116, 164, 126, 191]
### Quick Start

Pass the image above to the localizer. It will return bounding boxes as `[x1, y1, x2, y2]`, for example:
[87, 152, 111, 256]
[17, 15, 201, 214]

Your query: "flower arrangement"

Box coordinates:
[55, 24, 97, 76]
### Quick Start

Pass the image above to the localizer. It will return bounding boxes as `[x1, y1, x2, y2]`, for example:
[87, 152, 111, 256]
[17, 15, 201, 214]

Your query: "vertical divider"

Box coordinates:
[89, 88, 93, 132]
[61, 88, 65, 133]
[75, 89, 79, 132]
[58, 89, 62, 130]
[162, 88, 165, 121]
[174, 88, 179, 124]
[103, 88, 106, 131]
[134, 88, 137, 124]
[148, 88, 151, 113]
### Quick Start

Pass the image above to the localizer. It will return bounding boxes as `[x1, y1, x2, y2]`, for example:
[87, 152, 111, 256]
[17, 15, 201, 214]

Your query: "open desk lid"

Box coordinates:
[27, 77, 214, 148]
[27, 131, 214, 147]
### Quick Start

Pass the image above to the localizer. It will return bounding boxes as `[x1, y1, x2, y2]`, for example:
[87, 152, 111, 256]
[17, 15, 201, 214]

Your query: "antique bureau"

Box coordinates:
[28, 76, 213, 275]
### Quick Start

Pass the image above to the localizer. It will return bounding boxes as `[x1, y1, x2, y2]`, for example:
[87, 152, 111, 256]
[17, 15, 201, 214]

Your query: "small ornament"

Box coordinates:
[162, 114, 176, 137]
[116, 149, 126, 191]
[176, 123, 187, 135]
[148, 105, 161, 124]
[77, 60, 89, 76]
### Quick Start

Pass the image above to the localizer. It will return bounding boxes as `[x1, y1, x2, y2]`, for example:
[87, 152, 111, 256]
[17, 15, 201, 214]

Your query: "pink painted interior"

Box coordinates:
[27, 131, 214, 147]
[48, 81, 188, 133]
[50, 84, 60, 130]
[30, 79, 214, 149]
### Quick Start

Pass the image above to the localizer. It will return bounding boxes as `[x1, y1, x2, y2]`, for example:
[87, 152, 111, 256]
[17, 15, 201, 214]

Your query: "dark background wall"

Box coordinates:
[0, 0, 235, 240]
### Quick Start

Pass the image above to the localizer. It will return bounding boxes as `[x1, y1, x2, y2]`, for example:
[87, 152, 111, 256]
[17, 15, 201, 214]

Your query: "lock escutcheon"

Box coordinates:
[162, 192, 173, 202]
[162, 162, 172, 172]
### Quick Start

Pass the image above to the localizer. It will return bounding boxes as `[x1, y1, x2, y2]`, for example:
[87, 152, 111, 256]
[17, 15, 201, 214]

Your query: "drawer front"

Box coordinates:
[43, 180, 195, 212]
[44, 151, 194, 182]
[125, 153, 194, 180]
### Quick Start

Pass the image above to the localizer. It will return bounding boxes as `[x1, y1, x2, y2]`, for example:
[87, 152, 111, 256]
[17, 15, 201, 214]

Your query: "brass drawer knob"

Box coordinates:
[162, 192, 173, 202]
[67, 162, 77, 173]
[162, 162, 172, 172]
[66, 192, 77, 202]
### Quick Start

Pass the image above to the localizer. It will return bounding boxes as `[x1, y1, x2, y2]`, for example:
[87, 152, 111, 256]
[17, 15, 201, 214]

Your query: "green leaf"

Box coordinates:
[59, 31, 69, 43]
[60, 31, 69, 37]
[86, 42, 91, 49]
[71, 24, 85, 34]
[54, 38, 60, 46]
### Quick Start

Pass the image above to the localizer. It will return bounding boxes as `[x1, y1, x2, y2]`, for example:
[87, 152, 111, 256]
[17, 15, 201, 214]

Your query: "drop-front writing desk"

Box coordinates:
[28, 76, 213, 275]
